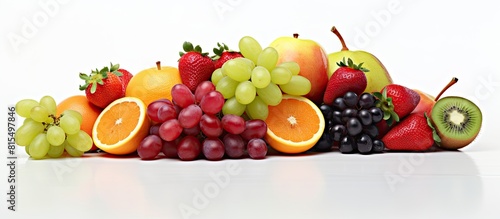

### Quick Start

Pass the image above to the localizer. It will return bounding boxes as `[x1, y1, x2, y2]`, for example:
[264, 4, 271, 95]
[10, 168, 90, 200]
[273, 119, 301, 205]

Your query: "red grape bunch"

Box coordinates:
[138, 81, 268, 161]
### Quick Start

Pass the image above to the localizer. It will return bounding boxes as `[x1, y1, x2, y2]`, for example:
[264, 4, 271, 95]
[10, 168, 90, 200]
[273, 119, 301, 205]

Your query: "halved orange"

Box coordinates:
[265, 95, 325, 154]
[92, 97, 150, 155]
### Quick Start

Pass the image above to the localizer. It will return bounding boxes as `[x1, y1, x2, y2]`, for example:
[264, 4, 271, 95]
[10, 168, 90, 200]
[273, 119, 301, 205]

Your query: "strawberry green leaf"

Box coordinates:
[79, 73, 90, 80]
[183, 42, 194, 52]
[90, 81, 97, 93]
[383, 111, 391, 120]
[110, 63, 120, 72]
[213, 47, 221, 56]
[425, 113, 441, 145]
[194, 45, 202, 53]
[79, 64, 117, 94]
[336, 57, 369, 72]
[113, 71, 123, 77]
[109, 63, 123, 77]
[375, 87, 400, 125]
[386, 117, 394, 127]
[79, 82, 89, 91]
[373, 92, 383, 100]
[390, 111, 399, 124]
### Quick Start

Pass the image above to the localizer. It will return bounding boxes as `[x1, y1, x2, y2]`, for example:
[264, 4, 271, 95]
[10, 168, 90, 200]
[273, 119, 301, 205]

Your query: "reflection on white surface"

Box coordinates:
[11, 149, 498, 219]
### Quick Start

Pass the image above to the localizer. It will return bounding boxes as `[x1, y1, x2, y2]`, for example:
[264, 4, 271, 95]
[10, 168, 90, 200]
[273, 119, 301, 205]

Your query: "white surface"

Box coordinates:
[1, 0, 499, 218]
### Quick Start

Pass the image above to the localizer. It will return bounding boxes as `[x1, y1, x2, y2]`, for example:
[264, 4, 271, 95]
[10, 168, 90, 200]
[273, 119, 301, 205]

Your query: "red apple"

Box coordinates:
[412, 77, 458, 116]
[412, 90, 436, 116]
[269, 34, 329, 104]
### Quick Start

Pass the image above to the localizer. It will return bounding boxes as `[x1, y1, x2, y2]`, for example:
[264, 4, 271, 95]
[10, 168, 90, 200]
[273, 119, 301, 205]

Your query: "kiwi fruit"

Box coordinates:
[430, 96, 482, 149]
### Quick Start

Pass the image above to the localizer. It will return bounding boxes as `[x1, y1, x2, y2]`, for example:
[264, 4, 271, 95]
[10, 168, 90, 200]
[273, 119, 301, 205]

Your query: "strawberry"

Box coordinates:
[79, 64, 127, 109]
[118, 68, 133, 91]
[382, 113, 440, 151]
[374, 84, 420, 125]
[212, 42, 243, 69]
[323, 58, 368, 105]
[178, 42, 216, 92]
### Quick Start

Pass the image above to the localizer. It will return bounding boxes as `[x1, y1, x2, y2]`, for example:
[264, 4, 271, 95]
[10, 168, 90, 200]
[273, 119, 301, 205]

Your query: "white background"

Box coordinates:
[1, 0, 499, 218]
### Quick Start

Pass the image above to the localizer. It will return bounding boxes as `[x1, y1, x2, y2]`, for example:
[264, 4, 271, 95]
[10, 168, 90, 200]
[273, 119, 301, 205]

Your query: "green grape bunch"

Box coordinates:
[14, 96, 93, 159]
[212, 36, 312, 120]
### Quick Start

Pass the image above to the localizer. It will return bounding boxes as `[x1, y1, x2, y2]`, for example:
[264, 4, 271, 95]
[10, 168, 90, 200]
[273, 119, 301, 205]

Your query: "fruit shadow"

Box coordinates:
[265, 146, 325, 157]
[384, 144, 465, 153]
[85, 151, 140, 159]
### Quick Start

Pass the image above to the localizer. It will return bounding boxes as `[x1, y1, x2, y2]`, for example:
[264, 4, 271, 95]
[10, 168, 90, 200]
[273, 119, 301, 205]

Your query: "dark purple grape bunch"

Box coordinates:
[313, 92, 385, 154]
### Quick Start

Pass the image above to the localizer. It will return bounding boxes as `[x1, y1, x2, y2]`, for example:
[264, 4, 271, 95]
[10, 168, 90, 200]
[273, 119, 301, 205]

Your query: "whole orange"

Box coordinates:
[56, 95, 102, 151]
[126, 61, 182, 106]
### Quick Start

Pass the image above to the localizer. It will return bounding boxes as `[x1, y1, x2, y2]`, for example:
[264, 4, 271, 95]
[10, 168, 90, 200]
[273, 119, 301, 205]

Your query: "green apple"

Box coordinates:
[269, 33, 329, 104]
[327, 26, 393, 93]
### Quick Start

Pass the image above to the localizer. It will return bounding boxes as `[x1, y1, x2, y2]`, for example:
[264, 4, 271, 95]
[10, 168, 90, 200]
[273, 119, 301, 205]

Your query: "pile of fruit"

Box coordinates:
[14, 26, 483, 160]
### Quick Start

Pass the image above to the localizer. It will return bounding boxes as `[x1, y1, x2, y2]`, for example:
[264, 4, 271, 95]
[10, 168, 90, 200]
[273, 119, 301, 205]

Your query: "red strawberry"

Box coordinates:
[212, 42, 243, 69]
[118, 68, 133, 90]
[79, 64, 126, 109]
[178, 42, 216, 92]
[382, 113, 440, 151]
[374, 84, 420, 125]
[323, 58, 368, 105]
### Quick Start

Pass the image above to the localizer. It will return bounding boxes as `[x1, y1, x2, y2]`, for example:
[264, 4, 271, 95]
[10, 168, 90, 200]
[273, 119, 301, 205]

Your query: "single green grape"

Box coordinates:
[238, 36, 262, 64]
[23, 118, 35, 125]
[29, 133, 50, 159]
[222, 58, 252, 82]
[62, 110, 83, 124]
[46, 126, 66, 146]
[256, 83, 282, 106]
[30, 105, 49, 123]
[240, 57, 256, 69]
[222, 97, 246, 116]
[257, 47, 279, 71]
[211, 68, 224, 86]
[66, 130, 93, 152]
[251, 66, 271, 88]
[15, 99, 39, 118]
[40, 95, 57, 115]
[215, 76, 239, 99]
[279, 75, 312, 96]
[246, 96, 269, 120]
[64, 140, 84, 157]
[62, 141, 84, 157]
[15, 120, 44, 146]
[278, 62, 301, 75]
[235, 81, 256, 105]
[59, 114, 81, 135]
[47, 144, 65, 158]
[271, 66, 293, 85]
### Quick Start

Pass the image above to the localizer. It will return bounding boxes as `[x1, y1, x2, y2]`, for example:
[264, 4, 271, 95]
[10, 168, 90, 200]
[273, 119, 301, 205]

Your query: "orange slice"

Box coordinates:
[92, 97, 150, 155]
[265, 95, 325, 154]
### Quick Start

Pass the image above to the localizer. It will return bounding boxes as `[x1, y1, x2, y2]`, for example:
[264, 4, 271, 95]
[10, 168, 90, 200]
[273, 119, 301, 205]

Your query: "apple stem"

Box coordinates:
[156, 61, 161, 70]
[293, 33, 299, 39]
[434, 77, 458, 101]
[331, 26, 349, 51]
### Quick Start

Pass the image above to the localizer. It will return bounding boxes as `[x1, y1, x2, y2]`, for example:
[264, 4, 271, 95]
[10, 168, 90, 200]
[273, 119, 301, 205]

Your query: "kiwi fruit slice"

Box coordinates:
[430, 96, 482, 149]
